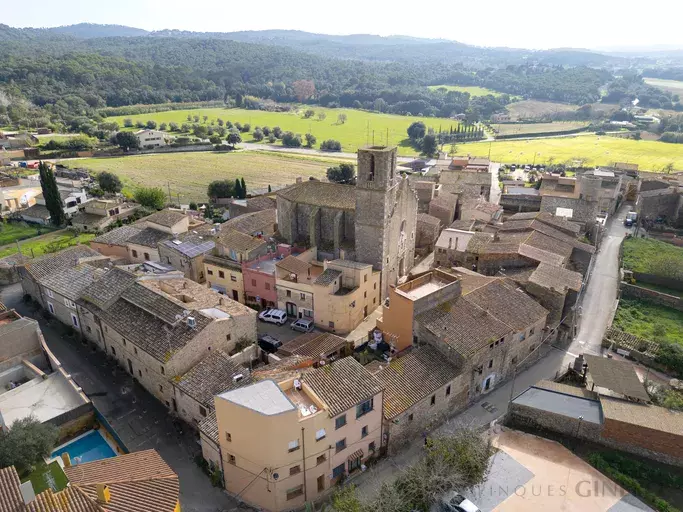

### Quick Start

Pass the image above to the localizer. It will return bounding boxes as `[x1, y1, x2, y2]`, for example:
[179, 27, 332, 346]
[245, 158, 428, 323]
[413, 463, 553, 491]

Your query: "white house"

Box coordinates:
[135, 129, 168, 149]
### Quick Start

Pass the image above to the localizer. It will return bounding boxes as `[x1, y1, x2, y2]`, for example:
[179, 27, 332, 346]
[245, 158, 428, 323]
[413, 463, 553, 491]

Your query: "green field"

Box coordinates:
[106, 106, 462, 155]
[458, 135, 683, 171]
[21, 461, 68, 494]
[64, 151, 350, 202]
[492, 121, 589, 137]
[613, 298, 683, 345]
[0, 222, 57, 246]
[644, 78, 683, 95]
[427, 85, 506, 97]
[623, 237, 683, 275]
[0, 230, 96, 259]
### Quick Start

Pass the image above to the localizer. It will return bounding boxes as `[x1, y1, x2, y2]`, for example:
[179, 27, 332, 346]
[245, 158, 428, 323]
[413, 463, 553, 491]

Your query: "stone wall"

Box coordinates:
[499, 194, 541, 213]
[639, 188, 679, 221]
[508, 402, 603, 440]
[620, 282, 683, 311]
[0, 265, 20, 285]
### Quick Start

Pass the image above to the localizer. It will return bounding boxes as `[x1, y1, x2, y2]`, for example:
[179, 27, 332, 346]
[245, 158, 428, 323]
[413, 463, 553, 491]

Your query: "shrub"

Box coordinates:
[281, 131, 302, 148]
[320, 139, 342, 151]
[252, 129, 264, 141]
[134, 187, 166, 210]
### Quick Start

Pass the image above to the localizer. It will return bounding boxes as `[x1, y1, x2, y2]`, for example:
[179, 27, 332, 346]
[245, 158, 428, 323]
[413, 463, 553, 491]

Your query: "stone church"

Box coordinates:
[277, 146, 418, 298]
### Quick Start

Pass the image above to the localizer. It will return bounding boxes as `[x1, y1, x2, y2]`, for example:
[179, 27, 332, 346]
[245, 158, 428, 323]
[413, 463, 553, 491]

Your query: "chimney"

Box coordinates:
[214, 222, 221, 232]
[61, 452, 72, 468]
[187, 316, 196, 328]
[96, 484, 111, 504]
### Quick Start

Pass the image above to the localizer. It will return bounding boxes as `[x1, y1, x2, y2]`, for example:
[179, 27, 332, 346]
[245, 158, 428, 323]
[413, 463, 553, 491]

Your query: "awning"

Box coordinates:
[347, 449, 363, 461]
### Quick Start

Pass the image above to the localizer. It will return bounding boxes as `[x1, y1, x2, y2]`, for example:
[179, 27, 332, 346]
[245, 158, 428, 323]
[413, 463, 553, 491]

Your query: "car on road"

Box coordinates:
[258, 334, 283, 353]
[431, 492, 480, 512]
[259, 309, 287, 325]
[624, 211, 637, 227]
[290, 318, 314, 333]
[258, 308, 273, 321]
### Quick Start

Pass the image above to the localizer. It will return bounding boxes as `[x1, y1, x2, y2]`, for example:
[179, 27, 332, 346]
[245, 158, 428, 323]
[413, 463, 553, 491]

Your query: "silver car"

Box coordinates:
[431, 492, 480, 512]
[290, 318, 314, 332]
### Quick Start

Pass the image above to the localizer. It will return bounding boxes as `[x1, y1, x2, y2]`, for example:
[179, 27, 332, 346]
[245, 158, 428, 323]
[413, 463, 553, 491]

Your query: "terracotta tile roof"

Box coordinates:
[429, 193, 459, 209]
[24, 246, 102, 281]
[280, 333, 348, 359]
[499, 219, 535, 231]
[175, 350, 251, 407]
[416, 213, 442, 227]
[145, 210, 188, 228]
[126, 227, 173, 249]
[517, 244, 566, 266]
[223, 209, 276, 236]
[584, 355, 650, 402]
[529, 220, 595, 254]
[199, 410, 219, 444]
[417, 298, 512, 358]
[41, 264, 104, 301]
[600, 396, 683, 436]
[78, 479, 179, 512]
[529, 263, 582, 293]
[20, 204, 51, 220]
[79, 268, 137, 310]
[455, 272, 496, 294]
[461, 199, 501, 216]
[465, 232, 494, 254]
[376, 346, 462, 419]
[70, 212, 112, 230]
[314, 268, 342, 286]
[276, 255, 311, 276]
[277, 181, 357, 210]
[533, 380, 597, 399]
[303, 357, 383, 417]
[0, 466, 23, 512]
[464, 279, 547, 332]
[524, 230, 573, 259]
[121, 282, 187, 325]
[536, 212, 581, 235]
[246, 196, 277, 211]
[329, 259, 371, 270]
[509, 212, 540, 221]
[26, 486, 102, 512]
[92, 225, 143, 246]
[216, 229, 266, 253]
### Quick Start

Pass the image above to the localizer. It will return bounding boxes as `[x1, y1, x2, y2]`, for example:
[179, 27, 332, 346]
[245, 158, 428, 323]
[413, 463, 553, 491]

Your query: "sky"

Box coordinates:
[5, 0, 683, 51]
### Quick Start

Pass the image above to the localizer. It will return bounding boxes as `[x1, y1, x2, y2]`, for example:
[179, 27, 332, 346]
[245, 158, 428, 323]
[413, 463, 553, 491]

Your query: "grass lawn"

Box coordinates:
[623, 237, 683, 274]
[613, 298, 683, 345]
[106, 106, 462, 155]
[63, 151, 350, 202]
[458, 135, 683, 171]
[0, 222, 57, 246]
[427, 85, 507, 97]
[0, 230, 96, 259]
[21, 461, 68, 494]
[644, 78, 683, 95]
[492, 121, 589, 137]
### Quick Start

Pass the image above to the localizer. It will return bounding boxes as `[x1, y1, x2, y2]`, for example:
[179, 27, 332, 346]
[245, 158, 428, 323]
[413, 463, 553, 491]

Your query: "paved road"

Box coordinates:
[0, 284, 240, 512]
[489, 162, 502, 205]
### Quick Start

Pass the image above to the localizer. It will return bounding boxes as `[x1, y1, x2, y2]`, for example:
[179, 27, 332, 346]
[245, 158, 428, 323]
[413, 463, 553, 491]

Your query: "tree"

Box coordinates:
[123, 118, 133, 127]
[374, 98, 388, 112]
[262, 126, 271, 136]
[209, 135, 222, 145]
[187, 114, 192, 122]
[234, 122, 243, 131]
[408, 121, 427, 141]
[421, 134, 438, 156]
[240, 178, 247, 198]
[305, 133, 317, 147]
[38, 162, 65, 226]
[193, 125, 209, 138]
[97, 171, 123, 194]
[282, 131, 302, 147]
[272, 126, 283, 139]
[337, 113, 348, 124]
[207, 180, 234, 199]
[115, 131, 140, 150]
[234, 178, 243, 199]
[327, 163, 355, 184]
[252, 128, 264, 141]
[203, 115, 208, 123]
[0, 417, 59, 473]
[159, 122, 167, 131]
[227, 131, 242, 148]
[320, 139, 342, 151]
[268, 134, 276, 143]
[134, 187, 166, 209]
[241, 123, 251, 133]
[135, 121, 145, 129]
[303, 109, 315, 119]
[292, 79, 316, 102]
[193, 115, 200, 123]
[317, 112, 327, 122]
[189, 202, 198, 210]
[146, 120, 157, 129]
[268, 184, 272, 192]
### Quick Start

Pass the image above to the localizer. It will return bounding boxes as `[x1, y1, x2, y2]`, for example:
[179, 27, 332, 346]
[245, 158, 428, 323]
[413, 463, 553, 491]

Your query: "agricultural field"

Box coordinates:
[644, 78, 683, 95]
[458, 134, 683, 171]
[427, 85, 506, 97]
[491, 121, 589, 137]
[505, 100, 579, 120]
[106, 106, 462, 155]
[0, 222, 57, 247]
[0, 229, 95, 259]
[65, 151, 349, 202]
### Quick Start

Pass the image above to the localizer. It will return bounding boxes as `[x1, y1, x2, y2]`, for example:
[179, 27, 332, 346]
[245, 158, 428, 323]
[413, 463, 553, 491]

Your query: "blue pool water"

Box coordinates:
[51, 430, 116, 464]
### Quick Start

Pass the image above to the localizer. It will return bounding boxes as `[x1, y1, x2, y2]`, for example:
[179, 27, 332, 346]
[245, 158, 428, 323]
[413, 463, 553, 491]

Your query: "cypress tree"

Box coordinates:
[234, 178, 242, 199]
[38, 161, 65, 226]
[240, 178, 247, 199]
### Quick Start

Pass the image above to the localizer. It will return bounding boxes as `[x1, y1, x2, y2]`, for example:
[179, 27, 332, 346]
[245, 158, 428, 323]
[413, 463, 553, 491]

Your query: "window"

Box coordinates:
[356, 398, 373, 418]
[47, 302, 55, 315]
[122, 338, 127, 346]
[226, 334, 231, 341]
[111, 346, 116, 355]
[316, 454, 327, 465]
[489, 343, 494, 350]
[138, 370, 142, 377]
[199, 406, 207, 417]
[430, 395, 436, 406]
[328, 321, 335, 328]
[226, 432, 232, 442]
[315, 428, 326, 441]
[303, 309, 313, 318]
[335, 415, 347, 429]
[519, 332, 526, 341]
[251, 279, 256, 286]
[86, 325, 92, 333]
[104, 326, 108, 333]
[64, 298, 76, 309]
[369, 441, 376, 453]
[300, 293, 306, 301]
[335, 438, 346, 453]
[373, 298, 376, 304]
[134, 348, 138, 355]
[530, 327, 535, 336]
[144, 253, 150, 261]
[219, 271, 225, 278]
[166, 257, 171, 264]
[332, 464, 345, 479]
[290, 465, 301, 476]
[361, 426, 368, 438]
[286, 485, 304, 501]
[228, 454, 236, 465]
[288, 439, 300, 452]
[207, 268, 214, 276]
[408, 413, 414, 422]
[511, 356, 518, 365]
[374, 283, 377, 290]
[286, 290, 291, 297]
[132, 250, 138, 258]
[488, 359, 493, 369]
[71, 314, 79, 328]
[265, 283, 270, 290]
[160, 366, 165, 375]
[46, 289, 54, 298]
[231, 275, 237, 282]
[364, 291, 367, 299]
[446, 385, 451, 396]
[159, 385, 163, 392]
[364, 274, 368, 283]
[529, 345, 536, 352]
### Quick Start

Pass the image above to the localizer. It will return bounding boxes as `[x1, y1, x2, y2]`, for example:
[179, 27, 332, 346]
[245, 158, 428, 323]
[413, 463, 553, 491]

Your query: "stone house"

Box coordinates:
[413, 181, 441, 212]
[70, 198, 139, 232]
[212, 357, 383, 512]
[140, 209, 191, 235]
[222, 208, 277, 238]
[277, 332, 351, 363]
[275, 252, 321, 319]
[526, 262, 582, 328]
[159, 231, 216, 284]
[311, 259, 381, 335]
[134, 128, 168, 148]
[126, 227, 173, 263]
[90, 225, 143, 260]
[638, 179, 683, 227]
[415, 213, 442, 252]
[459, 199, 502, 224]
[438, 169, 491, 201]
[277, 146, 418, 299]
[205, 254, 246, 303]
[433, 228, 476, 268]
[228, 195, 277, 218]
[428, 192, 459, 228]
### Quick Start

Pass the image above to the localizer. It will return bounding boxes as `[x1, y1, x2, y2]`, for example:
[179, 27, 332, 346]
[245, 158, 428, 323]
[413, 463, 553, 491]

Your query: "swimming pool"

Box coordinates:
[51, 430, 116, 464]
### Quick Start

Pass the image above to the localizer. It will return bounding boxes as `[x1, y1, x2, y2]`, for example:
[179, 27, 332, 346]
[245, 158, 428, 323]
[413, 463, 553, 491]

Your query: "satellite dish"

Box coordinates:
[273, 473, 279, 480]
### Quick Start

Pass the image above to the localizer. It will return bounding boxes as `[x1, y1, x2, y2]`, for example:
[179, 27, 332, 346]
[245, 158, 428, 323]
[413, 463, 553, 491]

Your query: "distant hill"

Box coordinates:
[48, 23, 148, 38]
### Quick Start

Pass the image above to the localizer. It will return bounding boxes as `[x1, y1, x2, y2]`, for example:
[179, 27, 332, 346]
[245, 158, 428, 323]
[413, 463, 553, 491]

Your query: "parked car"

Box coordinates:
[431, 492, 480, 512]
[624, 211, 637, 227]
[258, 308, 273, 322]
[258, 334, 282, 354]
[260, 309, 287, 325]
[290, 318, 314, 333]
